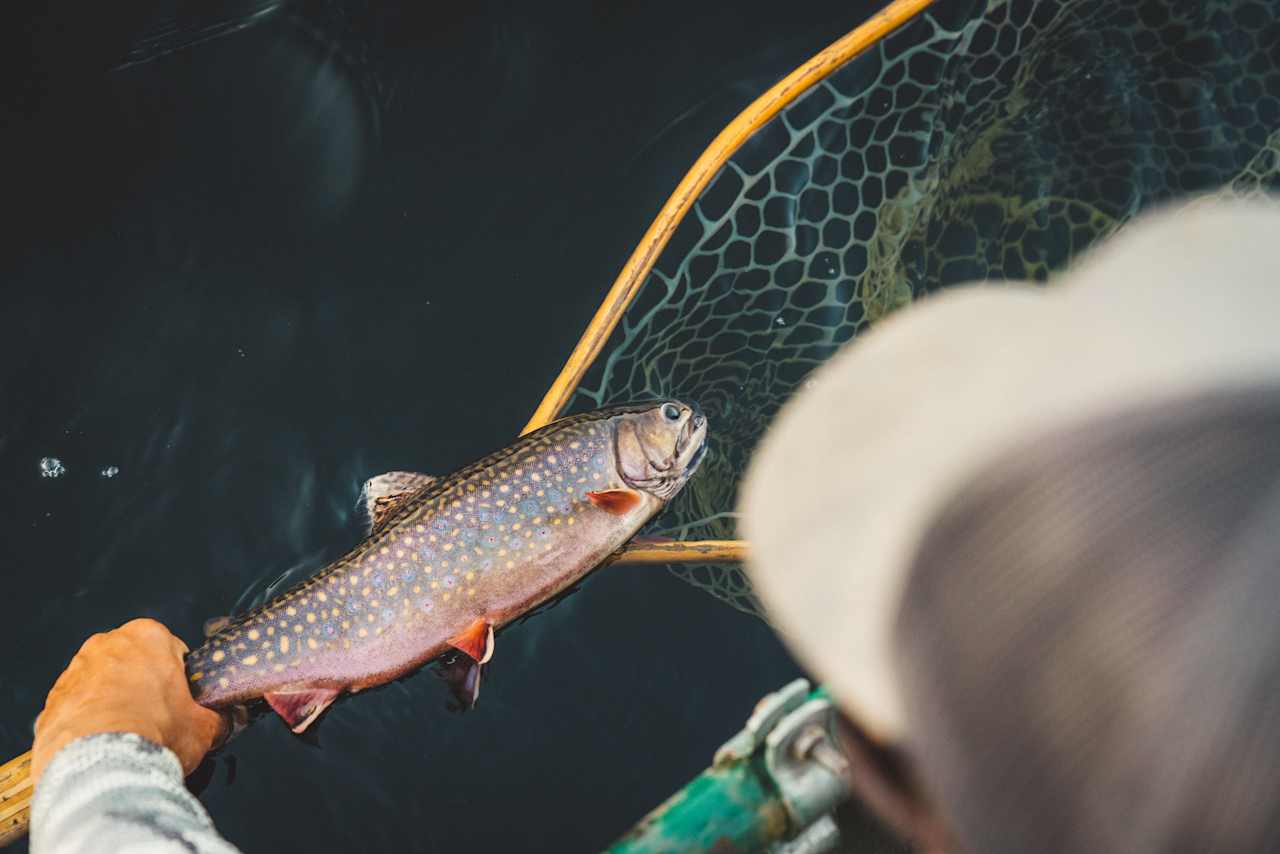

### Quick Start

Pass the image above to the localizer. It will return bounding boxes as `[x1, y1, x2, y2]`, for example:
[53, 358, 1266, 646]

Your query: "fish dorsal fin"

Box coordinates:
[362, 471, 436, 534]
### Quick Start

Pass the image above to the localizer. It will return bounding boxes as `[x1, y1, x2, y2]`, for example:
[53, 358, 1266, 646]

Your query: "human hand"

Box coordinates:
[31, 618, 226, 784]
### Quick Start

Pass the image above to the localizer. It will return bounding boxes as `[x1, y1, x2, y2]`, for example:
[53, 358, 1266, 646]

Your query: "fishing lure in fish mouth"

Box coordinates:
[187, 400, 708, 734]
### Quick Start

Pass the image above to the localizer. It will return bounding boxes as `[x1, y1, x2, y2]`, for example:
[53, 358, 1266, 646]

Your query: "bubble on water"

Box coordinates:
[39, 457, 66, 478]
[100, 465, 120, 478]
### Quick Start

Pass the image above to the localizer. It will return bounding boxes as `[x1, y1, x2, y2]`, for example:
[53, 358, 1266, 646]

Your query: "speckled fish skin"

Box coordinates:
[186, 401, 708, 713]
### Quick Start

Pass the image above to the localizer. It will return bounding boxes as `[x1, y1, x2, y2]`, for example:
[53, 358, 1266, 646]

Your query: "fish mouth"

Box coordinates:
[678, 409, 709, 475]
[686, 437, 708, 473]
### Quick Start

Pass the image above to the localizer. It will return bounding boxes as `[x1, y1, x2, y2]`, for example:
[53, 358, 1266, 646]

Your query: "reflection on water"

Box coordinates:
[38, 458, 66, 479]
[0, 1, 872, 850]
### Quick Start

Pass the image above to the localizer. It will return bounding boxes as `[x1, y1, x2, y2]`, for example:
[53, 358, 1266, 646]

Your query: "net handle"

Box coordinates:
[521, 0, 937, 435]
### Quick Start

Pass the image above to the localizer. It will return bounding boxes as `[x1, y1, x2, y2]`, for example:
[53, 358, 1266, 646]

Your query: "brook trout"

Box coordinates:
[186, 401, 708, 732]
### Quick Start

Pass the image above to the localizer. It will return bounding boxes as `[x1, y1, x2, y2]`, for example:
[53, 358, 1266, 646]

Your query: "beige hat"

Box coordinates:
[738, 197, 1280, 741]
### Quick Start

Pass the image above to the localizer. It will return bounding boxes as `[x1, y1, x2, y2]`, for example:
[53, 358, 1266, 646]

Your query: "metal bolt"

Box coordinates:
[792, 724, 850, 778]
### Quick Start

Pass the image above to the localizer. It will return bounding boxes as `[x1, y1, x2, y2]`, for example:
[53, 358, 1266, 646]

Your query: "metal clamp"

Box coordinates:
[764, 696, 851, 828]
[714, 678, 853, 838]
[714, 678, 812, 767]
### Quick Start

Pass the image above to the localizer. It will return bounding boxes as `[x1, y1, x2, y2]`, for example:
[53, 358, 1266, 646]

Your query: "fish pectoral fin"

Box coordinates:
[447, 618, 495, 664]
[440, 620, 495, 711]
[202, 616, 232, 638]
[586, 488, 643, 515]
[264, 687, 341, 734]
[435, 657, 484, 711]
[361, 471, 437, 534]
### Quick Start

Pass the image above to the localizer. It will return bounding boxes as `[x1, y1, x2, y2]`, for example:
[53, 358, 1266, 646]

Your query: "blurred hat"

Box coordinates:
[739, 198, 1280, 852]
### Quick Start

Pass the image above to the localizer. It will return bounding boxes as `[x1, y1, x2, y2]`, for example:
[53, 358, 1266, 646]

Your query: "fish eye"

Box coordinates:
[662, 403, 681, 421]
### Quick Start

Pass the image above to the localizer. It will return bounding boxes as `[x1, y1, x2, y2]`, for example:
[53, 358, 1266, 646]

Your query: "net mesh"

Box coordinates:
[573, 0, 1280, 616]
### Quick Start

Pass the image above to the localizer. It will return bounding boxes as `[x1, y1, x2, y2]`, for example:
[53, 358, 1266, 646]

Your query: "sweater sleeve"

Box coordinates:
[30, 732, 240, 854]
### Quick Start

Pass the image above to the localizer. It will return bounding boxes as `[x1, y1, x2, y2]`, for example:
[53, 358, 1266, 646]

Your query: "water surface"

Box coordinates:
[0, 2, 872, 850]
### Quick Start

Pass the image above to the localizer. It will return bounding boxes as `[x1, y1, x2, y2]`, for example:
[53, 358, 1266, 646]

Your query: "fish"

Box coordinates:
[185, 400, 709, 732]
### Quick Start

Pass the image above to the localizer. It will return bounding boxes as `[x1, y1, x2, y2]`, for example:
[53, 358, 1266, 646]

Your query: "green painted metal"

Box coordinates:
[607, 682, 842, 853]
[606, 751, 790, 854]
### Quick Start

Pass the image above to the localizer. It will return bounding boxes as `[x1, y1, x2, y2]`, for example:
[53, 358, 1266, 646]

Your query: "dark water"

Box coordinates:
[1, 2, 874, 851]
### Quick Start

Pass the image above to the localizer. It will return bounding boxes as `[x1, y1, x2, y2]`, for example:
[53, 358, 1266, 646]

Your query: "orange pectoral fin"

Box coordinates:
[264, 687, 340, 734]
[435, 657, 485, 711]
[587, 488, 643, 515]
[447, 619, 495, 664]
